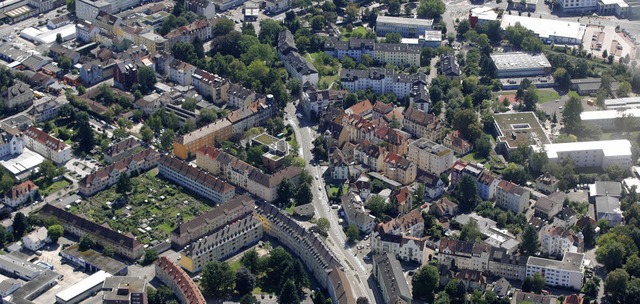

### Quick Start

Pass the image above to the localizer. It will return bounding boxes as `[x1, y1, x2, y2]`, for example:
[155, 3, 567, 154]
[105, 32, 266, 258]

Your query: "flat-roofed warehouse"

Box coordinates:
[490, 52, 552, 78]
[375, 16, 434, 38]
[55, 270, 112, 304]
[500, 15, 586, 45]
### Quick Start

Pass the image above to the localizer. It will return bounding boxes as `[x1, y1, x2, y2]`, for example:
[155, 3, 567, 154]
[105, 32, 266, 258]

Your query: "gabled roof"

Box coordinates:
[497, 180, 526, 196]
[5, 180, 38, 200]
[24, 126, 67, 152]
[347, 99, 373, 116]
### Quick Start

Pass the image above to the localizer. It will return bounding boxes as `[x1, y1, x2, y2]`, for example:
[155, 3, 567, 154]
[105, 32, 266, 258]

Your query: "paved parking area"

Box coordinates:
[32, 239, 90, 304]
[583, 25, 637, 61]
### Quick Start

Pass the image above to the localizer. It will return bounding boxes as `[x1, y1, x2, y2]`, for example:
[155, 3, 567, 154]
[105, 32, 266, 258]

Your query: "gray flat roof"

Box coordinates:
[493, 112, 551, 149]
[62, 245, 127, 275]
[376, 16, 434, 27]
[528, 252, 584, 272]
[490, 52, 552, 71]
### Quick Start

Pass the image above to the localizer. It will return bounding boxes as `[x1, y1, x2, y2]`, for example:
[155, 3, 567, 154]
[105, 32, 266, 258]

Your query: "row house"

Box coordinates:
[23, 126, 71, 165]
[192, 69, 228, 103]
[487, 247, 527, 281]
[340, 68, 428, 99]
[438, 238, 492, 272]
[354, 140, 387, 172]
[41, 204, 145, 260]
[377, 208, 424, 238]
[226, 97, 277, 136]
[443, 130, 473, 155]
[324, 37, 374, 62]
[495, 180, 531, 214]
[372, 127, 410, 156]
[300, 88, 347, 118]
[342, 192, 377, 233]
[154, 257, 206, 304]
[346, 99, 373, 117]
[4, 180, 38, 208]
[173, 118, 232, 159]
[417, 170, 445, 199]
[541, 226, 584, 257]
[342, 114, 380, 143]
[196, 146, 301, 202]
[370, 233, 426, 263]
[226, 83, 256, 108]
[372, 101, 394, 121]
[407, 138, 455, 176]
[383, 152, 417, 185]
[79, 149, 159, 196]
[256, 203, 343, 289]
[403, 107, 444, 142]
[180, 214, 262, 272]
[158, 155, 235, 204]
[477, 171, 500, 201]
[171, 195, 255, 248]
[439, 268, 487, 292]
[164, 19, 213, 49]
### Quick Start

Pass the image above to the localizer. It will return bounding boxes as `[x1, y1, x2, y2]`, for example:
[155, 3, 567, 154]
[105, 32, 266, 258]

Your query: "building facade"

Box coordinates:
[407, 138, 455, 175]
[154, 257, 206, 304]
[375, 16, 434, 38]
[495, 180, 530, 214]
[526, 252, 585, 291]
[23, 126, 71, 165]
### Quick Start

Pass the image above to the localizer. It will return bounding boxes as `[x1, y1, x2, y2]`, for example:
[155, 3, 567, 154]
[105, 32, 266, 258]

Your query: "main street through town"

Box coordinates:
[284, 103, 378, 301]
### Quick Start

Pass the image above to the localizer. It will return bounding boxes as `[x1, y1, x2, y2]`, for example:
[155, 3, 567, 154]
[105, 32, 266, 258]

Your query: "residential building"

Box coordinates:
[0, 126, 23, 158]
[226, 83, 255, 108]
[4, 180, 38, 208]
[403, 107, 444, 141]
[441, 53, 461, 78]
[173, 118, 233, 159]
[113, 61, 138, 91]
[495, 180, 530, 213]
[76, 20, 100, 43]
[327, 267, 356, 304]
[324, 37, 375, 62]
[104, 137, 141, 164]
[2, 81, 33, 111]
[342, 115, 380, 144]
[377, 209, 424, 237]
[22, 227, 48, 252]
[393, 186, 413, 214]
[417, 171, 444, 199]
[265, 0, 290, 13]
[477, 171, 500, 201]
[340, 69, 427, 99]
[490, 52, 552, 78]
[512, 291, 558, 304]
[102, 276, 147, 304]
[300, 88, 347, 118]
[536, 172, 559, 194]
[373, 43, 421, 66]
[23, 126, 71, 165]
[171, 195, 255, 248]
[564, 294, 585, 304]
[196, 146, 301, 202]
[180, 214, 262, 272]
[277, 30, 318, 86]
[556, 0, 598, 12]
[354, 140, 387, 172]
[581, 108, 640, 131]
[27, 97, 64, 123]
[443, 131, 473, 155]
[438, 238, 492, 272]
[41, 204, 145, 260]
[500, 15, 586, 45]
[383, 152, 417, 185]
[488, 247, 527, 281]
[342, 192, 377, 233]
[541, 226, 584, 257]
[256, 203, 343, 289]
[595, 196, 623, 226]
[454, 213, 520, 253]
[330, 149, 350, 181]
[571, 78, 620, 96]
[158, 155, 235, 205]
[164, 19, 213, 49]
[598, 0, 630, 16]
[75, 0, 112, 23]
[375, 16, 434, 38]
[537, 140, 632, 169]
[155, 257, 206, 304]
[526, 252, 585, 291]
[535, 196, 563, 219]
[407, 138, 455, 175]
[185, 0, 216, 18]
[79, 149, 159, 196]
[346, 99, 373, 117]
[212, 0, 244, 10]
[372, 253, 412, 304]
[493, 112, 551, 156]
[430, 197, 458, 218]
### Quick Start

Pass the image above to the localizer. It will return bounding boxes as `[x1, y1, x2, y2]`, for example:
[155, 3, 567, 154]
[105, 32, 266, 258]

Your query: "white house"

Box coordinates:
[22, 226, 49, 251]
[4, 180, 39, 208]
[526, 252, 585, 291]
[495, 180, 530, 214]
[23, 126, 71, 165]
[536, 140, 633, 170]
[541, 226, 584, 257]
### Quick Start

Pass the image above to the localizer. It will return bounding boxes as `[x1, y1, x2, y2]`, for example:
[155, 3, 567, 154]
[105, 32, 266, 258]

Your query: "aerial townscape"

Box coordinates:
[0, 0, 637, 303]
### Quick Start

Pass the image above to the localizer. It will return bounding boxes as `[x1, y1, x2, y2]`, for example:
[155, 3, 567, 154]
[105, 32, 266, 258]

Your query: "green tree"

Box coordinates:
[562, 94, 583, 135]
[346, 224, 359, 243]
[47, 224, 64, 243]
[66, 0, 75, 13]
[57, 56, 72, 71]
[40, 160, 59, 181]
[459, 218, 482, 242]
[387, 0, 401, 15]
[277, 179, 294, 207]
[310, 15, 325, 31]
[453, 109, 482, 141]
[530, 273, 545, 293]
[457, 20, 471, 37]
[553, 68, 572, 91]
[412, 265, 439, 301]
[201, 261, 235, 297]
[345, 3, 359, 21]
[75, 112, 95, 153]
[116, 174, 132, 194]
[159, 129, 175, 151]
[136, 66, 157, 95]
[453, 175, 480, 212]
[582, 277, 600, 297]
[445, 279, 465, 303]
[597, 240, 626, 271]
[384, 33, 402, 44]
[213, 18, 235, 36]
[605, 268, 629, 304]
[618, 81, 632, 97]
[142, 249, 159, 265]
[294, 183, 313, 205]
[240, 294, 258, 304]
[235, 267, 256, 295]
[366, 195, 389, 218]
[148, 285, 176, 304]
[79, 235, 95, 251]
[417, 0, 446, 18]
[279, 280, 301, 304]
[316, 218, 330, 235]
[582, 221, 596, 249]
[140, 126, 154, 143]
[502, 163, 528, 185]
[240, 249, 262, 274]
[259, 19, 285, 46]
[476, 134, 492, 158]
[12, 212, 28, 238]
[520, 225, 539, 255]
[625, 255, 640, 278]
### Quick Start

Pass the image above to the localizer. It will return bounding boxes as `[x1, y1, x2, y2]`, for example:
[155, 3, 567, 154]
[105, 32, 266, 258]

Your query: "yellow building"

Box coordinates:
[173, 118, 232, 159]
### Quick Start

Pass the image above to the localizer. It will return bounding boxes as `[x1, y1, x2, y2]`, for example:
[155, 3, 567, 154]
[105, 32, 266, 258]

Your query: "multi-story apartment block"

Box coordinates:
[477, 171, 500, 201]
[557, 0, 597, 12]
[487, 247, 527, 281]
[104, 137, 141, 164]
[373, 127, 410, 156]
[300, 88, 347, 118]
[407, 138, 455, 175]
[2, 82, 33, 111]
[102, 277, 147, 304]
[444, 131, 473, 155]
[41, 204, 144, 260]
[79, 149, 159, 196]
[324, 37, 374, 62]
[171, 195, 255, 248]
[27, 97, 64, 123]
[438, 238, 492, 272]
[227, 97, 277, 136]
[383, 152, 416, 185]
[212, 0, 244, 10]
[327, 267, 356, 304]
[164, 19, 213, 48]
[265, 0, 290, 13]
[256, 203, 343, 289]
[277, 30, 319, 86]
[195, 146, 301, 202]
[0, 126, 23, 158]
[158, 155, 235, 204]
[342, 192, 377, 233]
[168, 60, 197, 86]
[340, 69, 427, 99]
[4, 180, 38, 208]
[76, 20, 100, 43]
[185, 0, 216, 18]
[226, 82, 256, 108]
[113, 61, 138, 91]
[342, 114, 380, 143]
[597, 0, 629, 17]
[526, 252, 585, 291]
[377, 209, 424, 237]
[495, 180, 530, 213]
[403, 107, 444, 141]
[541, 226, 584, 257]
[76, 0, 112, 23]
[538, 140, 632, 170]
[354, 140, 387, 172]
[372, 253, 413, 304]
[154, 257, 206, 304]
[173, 119, 232, 159]
[536, 172, 560, 194]
[375, 16, 434, 38]
[23, 127, 71, 165]
[180, 214, 262, 272]
[324, 37, 421, 66]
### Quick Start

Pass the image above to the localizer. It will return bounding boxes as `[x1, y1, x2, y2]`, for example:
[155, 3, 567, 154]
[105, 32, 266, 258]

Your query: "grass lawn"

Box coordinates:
[538, 90, 561, 104]
[229, 260, 243, 272]
[328, 184, 348, 199]
[462, 152, 488, 164]
[39, 179, 70, 197]
[69, 171, 212, 245]
[309, 52, 340, 89]
[285, 203, 295, 215]
[340, 26, 369, 40]
[319, 74, 339, 90]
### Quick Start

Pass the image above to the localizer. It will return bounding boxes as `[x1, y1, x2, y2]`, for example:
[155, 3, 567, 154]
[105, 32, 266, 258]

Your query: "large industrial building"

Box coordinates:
[500, 15, 586, 45]
[604, 96, 640, 109]
[490, 52, 552, 78]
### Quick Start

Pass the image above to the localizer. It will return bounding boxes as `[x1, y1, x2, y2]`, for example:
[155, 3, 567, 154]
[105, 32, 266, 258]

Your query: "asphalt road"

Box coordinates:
[284, 102, 376, 301]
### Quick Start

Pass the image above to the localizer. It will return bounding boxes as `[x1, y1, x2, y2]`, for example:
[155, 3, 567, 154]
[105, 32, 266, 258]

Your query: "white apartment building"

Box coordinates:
[22, 227, 49, 252]
[495, 180, 530, 214]
[76, 0, 112, 22]
[23, 126, 71, 165]
[580, 108, 640, 131]
[0, 127, 24, 158]
[598, 0, 629, 16]
[438, 238, 492, 272]
[4, 180, 38, 208]
[407, 138, 455, 175]
[536, 140, 632, 169]
[526, 252, 585, 291]
[375, 16, 434, 38]
[541, 226, 584, 257]
[370, 233, 426, 264]
[340, 69, 427, 99]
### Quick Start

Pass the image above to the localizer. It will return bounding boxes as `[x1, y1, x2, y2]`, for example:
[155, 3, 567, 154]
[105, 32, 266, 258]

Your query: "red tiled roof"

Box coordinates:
[6, 180, 38, 200]
[155, 257, 206, 304]
[24, 126, 67, 152]
[347, 99, 372, 116]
